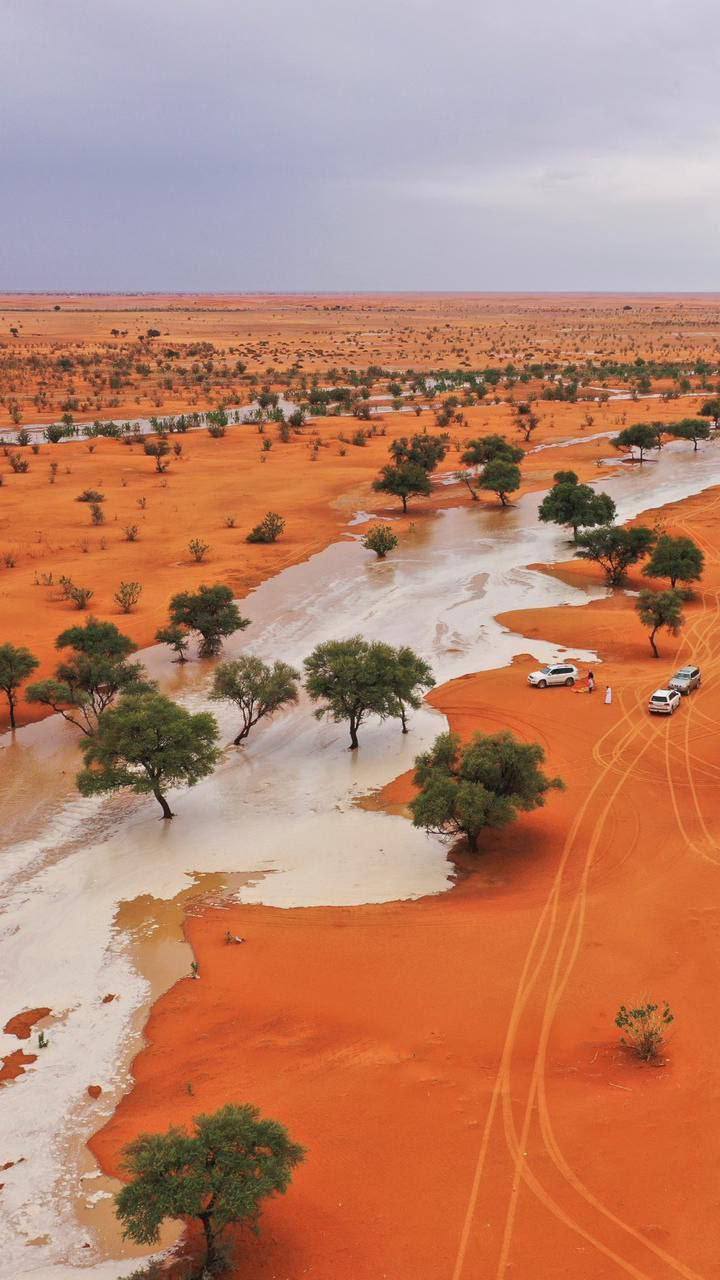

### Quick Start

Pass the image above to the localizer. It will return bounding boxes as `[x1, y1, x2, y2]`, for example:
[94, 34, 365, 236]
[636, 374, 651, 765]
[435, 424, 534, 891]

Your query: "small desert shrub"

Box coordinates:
[188, 537, 209, 562]
[31, 443, 41, 455]
[224, 515, 237, 528]
[247, 512, 285, 544]
[76, 489, 105, 503]
[114, 581, 143, 613]
[137, 496, 147, 509]
[262, 438, 273, 452]
[208, 422, 227, 438]
[615, 1000, 674, 1062]
[362, 523, 399, 559]
[8, 453, 29, 473]
[90, 503, 105, 526]
[3, 551, 17, 568]
[70, 584, 94, 610]
[49, 462, 58, 483]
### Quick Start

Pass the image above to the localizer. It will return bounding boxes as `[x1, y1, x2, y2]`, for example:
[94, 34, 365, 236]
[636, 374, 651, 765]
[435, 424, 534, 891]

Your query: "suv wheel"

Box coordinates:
[565, 676, 574, 687]
[537, 679, 547, 689]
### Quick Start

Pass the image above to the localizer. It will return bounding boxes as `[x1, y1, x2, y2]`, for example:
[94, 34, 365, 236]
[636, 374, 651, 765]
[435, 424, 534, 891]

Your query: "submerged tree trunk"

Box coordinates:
[153, 787, 174, 819]
[399, 703, 409, 734]
[349, 716, 359, 750]
[401, 495, 408, 513]
[7, 691, 16, 731]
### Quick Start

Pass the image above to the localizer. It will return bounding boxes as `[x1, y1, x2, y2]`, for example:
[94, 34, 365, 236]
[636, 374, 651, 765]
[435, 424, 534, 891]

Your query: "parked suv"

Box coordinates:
[527, 663, 579, 689]
[649, 688, 681, 715]
[668, 665, 701, 695]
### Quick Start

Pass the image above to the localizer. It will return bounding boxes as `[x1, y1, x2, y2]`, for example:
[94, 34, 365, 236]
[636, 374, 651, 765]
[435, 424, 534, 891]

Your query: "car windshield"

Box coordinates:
[675, 669, 692, 678]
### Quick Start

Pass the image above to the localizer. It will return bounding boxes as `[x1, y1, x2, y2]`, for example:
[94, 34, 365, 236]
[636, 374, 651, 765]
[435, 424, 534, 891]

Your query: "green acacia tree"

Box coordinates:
[27, 617, 152, 734]
[388, 645, 434, 733]
[461, 435, 524, 467]
[168, 584, 249, 658]
[480, 458, 521, 506]
[643, 533, 704, 589]
[664, 418, 711, 451]
[211, 655, 300, 744]
[538, 470, 616, 541]
[388, 433, 449, 471]
[304, 636, 430, 748]
[0, 643, 39, 730]
[575, 525, 656, 586]
[636, 588, 684, 658]
[77, 692, 220, 818]
[155, 623, 190, 663]
[373, 461, 432, 513]
[115, 1103, 305, 1277]
[613, 423, 662, 463]
[699, 398, 720, 428]
[410, 730, 564, 851]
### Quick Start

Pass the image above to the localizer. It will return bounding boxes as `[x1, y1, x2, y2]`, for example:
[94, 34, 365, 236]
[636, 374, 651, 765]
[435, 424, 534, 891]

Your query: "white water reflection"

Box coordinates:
[1, 438, 720, 1276]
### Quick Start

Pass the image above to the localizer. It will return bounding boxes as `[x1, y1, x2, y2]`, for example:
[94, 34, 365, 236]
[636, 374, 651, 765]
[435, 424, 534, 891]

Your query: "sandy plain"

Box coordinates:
[2, 295, 720, 1280]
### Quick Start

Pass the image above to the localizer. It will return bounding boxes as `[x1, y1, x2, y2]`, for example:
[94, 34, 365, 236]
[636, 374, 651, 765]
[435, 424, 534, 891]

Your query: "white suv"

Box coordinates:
[527, 663, 579, 689]
[649, 688, 681, 715]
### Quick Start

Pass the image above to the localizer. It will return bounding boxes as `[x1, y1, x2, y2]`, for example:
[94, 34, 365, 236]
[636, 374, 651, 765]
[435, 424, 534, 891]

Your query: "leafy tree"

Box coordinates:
[168, 584, 249, 658]
[643, 533, 704, 589]
[389, 433, 448, 472]
[115, 1104, 305, 1276]
[515, 404, 540, 442]
[479, 459, 521, 506]
[247, 512, 285, 543]
[211, 655, 300, 744]
[0, 643, 39, 730]
[575, 525, 656, 586]
[461, 435, 524, 467]
[699, 398, 720, 428]
[636, 588, 684, 658]
[27, 617, 152, 734]
[613, 423, 661, 463]
[387, 646, 434, 733]
[304, 636, 427, 748]
[410, 730, 563, 852]
[362, 524, 398, 558]
[664, 418, 711, 451]
[538, 470, 616, 541]
[144, 439, 171, 472]
[373, 461, 431, 513]
[77, 692, 220, 819]
[156, 623, 190, 663]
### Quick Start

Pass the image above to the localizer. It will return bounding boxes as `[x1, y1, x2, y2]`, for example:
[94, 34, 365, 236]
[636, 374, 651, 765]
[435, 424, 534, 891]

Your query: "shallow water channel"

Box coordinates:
[2, 440, 720, 1277]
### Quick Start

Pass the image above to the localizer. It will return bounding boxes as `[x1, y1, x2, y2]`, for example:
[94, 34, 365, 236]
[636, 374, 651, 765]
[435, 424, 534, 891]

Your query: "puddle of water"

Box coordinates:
[2, 437, 720, 1275]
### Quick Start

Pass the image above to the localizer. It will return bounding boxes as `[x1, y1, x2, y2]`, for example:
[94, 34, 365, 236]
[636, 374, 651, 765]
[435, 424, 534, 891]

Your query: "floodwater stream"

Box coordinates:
[2, 439, 720, 1277]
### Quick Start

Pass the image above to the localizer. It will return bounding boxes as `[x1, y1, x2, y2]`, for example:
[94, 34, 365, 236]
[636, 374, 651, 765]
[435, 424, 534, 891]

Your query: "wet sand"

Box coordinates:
[86, 473, 720, 1278]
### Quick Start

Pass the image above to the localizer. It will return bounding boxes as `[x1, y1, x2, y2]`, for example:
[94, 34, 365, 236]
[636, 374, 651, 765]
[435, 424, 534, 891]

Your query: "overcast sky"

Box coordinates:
[2, 0, 719, 291]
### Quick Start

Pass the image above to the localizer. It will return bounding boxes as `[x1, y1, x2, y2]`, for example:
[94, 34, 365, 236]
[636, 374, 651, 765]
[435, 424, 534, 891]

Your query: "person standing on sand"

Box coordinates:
[605, 685, 613, 705]
[587, 670, 595, 694]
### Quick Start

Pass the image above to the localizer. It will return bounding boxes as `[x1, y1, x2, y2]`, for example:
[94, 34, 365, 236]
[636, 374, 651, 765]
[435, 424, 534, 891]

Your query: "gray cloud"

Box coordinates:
[2, 0, 719, 289]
